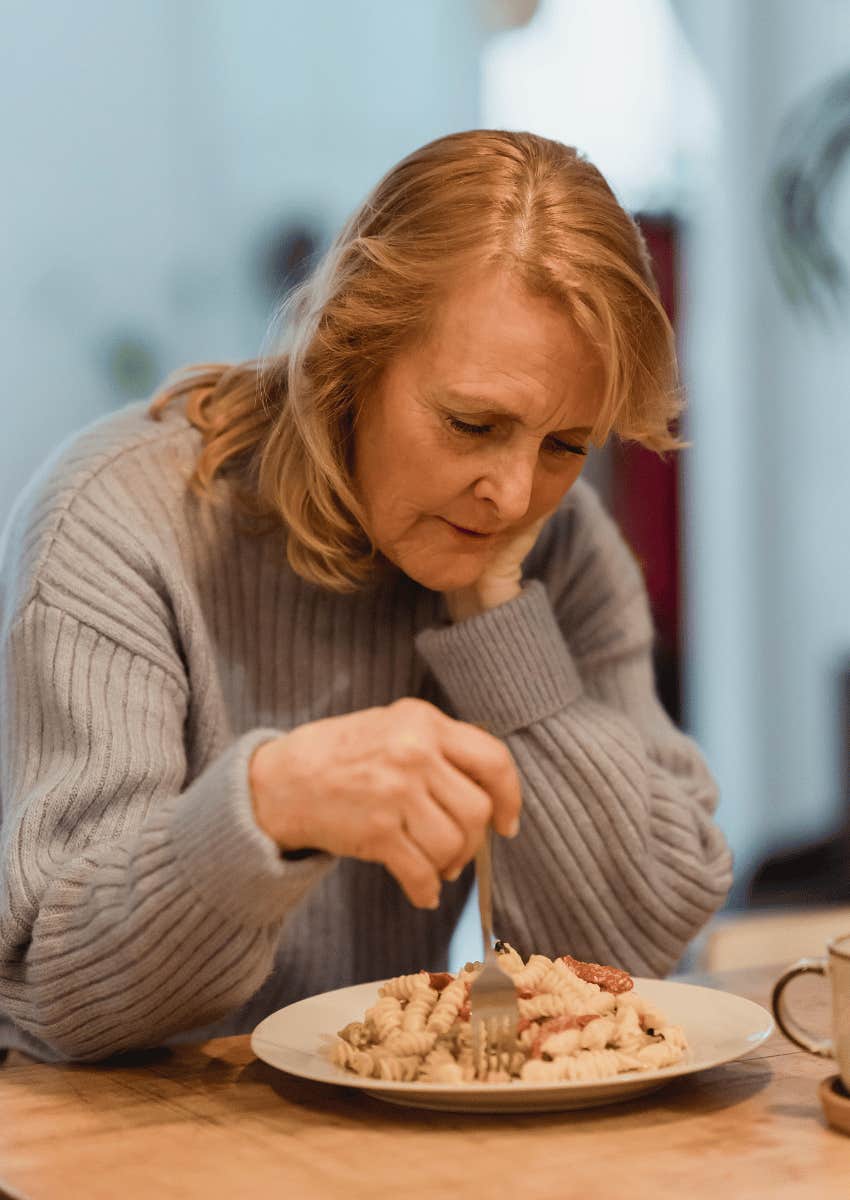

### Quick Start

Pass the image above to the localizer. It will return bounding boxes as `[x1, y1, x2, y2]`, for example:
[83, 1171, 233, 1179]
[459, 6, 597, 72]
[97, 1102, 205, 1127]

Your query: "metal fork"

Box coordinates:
[468, 826, 519, 1080]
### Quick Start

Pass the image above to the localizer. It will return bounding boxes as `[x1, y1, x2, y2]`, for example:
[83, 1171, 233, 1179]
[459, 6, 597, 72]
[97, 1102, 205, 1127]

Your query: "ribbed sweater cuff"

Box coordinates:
[168, 728, 334, 929]
[415, 580, 583, 736]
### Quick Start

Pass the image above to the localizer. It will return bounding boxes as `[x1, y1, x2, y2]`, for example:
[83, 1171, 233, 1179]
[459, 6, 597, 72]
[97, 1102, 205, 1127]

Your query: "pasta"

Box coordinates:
[330, 944, 688, 1085]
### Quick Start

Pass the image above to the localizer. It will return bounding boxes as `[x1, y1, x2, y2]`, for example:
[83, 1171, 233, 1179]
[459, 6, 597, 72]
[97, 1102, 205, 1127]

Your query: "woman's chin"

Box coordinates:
[394, 553, 485, 594]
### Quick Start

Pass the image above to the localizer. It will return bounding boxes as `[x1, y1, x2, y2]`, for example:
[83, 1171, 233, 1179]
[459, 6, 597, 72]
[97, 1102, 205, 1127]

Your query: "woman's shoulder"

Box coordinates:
[0, 400, 201, 626]
[25, 398, 197, 492]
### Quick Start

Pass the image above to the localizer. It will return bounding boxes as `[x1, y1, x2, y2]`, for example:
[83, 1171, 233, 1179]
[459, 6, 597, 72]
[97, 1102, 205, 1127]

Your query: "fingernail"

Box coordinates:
[507, 817, 520, 839]
[445, 867, 462, 882]
[427, 895, 440, 910]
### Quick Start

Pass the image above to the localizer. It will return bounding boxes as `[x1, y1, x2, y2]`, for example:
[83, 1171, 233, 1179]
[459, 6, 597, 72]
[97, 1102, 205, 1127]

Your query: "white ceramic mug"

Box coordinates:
[772, 932, 850, 1088]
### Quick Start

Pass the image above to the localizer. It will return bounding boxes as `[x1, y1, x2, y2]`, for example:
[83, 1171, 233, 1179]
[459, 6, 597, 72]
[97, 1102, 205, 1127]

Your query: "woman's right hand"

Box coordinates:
[248, 698, 522, 910]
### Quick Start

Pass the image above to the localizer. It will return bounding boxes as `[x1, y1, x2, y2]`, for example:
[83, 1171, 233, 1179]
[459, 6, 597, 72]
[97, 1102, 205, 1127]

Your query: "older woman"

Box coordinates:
[0, 130, 731, 1062]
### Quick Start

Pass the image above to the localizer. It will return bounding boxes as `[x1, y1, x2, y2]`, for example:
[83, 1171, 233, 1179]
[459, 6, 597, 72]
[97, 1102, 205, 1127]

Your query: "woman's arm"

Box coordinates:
[0, 598, 333, 1061]
[416, 486, 732, 977]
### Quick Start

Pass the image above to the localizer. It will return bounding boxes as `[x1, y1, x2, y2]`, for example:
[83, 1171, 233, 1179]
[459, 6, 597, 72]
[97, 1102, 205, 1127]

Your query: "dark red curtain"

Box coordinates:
[609, 216, 682, 722]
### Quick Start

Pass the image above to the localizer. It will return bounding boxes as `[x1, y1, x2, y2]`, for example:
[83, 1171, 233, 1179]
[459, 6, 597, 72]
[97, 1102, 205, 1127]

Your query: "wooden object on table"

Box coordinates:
[0, 964, 847, 1200]
[698, 905, 850, 972]
[820, 1074, 850, 1135]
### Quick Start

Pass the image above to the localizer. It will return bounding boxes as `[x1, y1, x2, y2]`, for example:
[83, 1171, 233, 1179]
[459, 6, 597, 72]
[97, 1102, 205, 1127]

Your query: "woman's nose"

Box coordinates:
[473, 452, 536, 522]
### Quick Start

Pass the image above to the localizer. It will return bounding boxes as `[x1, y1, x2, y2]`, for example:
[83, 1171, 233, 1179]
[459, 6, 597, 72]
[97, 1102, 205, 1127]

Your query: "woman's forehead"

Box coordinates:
[411, 320, 606, 430]
[427, 271, 600, 364]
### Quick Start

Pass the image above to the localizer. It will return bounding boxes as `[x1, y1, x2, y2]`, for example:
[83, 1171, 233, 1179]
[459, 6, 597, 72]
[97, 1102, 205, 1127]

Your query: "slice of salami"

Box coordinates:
[560, 954, 634, 994]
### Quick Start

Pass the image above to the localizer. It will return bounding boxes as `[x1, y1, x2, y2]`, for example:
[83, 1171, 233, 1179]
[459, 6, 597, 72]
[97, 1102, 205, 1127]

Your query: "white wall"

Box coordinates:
[481, 0, 716, 212]
[1, 0, 482, 526]
[1, 1, 181, 515]
[675, 0, 850, 886]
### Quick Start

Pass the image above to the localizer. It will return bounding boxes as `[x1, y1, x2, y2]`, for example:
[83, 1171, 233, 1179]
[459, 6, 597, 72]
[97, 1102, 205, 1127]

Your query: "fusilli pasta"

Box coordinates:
[330, 945, 688, 1085]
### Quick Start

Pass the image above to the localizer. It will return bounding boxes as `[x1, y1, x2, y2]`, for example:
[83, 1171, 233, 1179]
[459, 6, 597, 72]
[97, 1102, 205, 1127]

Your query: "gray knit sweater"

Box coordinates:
[0, 401, 732, 1062]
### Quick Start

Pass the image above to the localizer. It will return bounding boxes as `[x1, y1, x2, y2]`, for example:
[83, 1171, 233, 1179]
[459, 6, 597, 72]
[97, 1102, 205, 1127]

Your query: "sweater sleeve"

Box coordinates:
[415, 492, 732, 978]
[0, 597, 333, 1061]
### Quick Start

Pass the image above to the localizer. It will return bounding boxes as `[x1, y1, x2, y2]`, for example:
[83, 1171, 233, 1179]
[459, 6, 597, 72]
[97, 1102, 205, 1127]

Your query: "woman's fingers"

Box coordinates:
[380, 829, 445, 910]
[437, 718, 523, 839]
[424, 756, 495, 879]
[401, 788, 467, 877]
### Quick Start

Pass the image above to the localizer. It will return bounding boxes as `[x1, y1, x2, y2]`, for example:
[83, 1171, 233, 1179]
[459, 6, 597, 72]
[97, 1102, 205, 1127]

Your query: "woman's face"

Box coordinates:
[353, 269, 606, 592]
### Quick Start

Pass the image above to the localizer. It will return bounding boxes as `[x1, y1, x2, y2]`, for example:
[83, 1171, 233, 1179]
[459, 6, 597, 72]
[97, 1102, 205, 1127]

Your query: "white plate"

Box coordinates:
[251, 977, 774, 1113]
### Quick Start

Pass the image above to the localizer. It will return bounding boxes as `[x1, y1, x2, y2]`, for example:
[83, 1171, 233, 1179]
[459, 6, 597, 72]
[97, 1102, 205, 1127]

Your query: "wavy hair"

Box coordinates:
[150, 129, 682, 591]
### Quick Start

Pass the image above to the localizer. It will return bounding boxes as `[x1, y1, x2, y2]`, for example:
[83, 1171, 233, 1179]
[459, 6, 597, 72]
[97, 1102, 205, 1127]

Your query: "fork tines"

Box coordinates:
[472, 1012, 519, 1081]
[469, 953, 519, 1081]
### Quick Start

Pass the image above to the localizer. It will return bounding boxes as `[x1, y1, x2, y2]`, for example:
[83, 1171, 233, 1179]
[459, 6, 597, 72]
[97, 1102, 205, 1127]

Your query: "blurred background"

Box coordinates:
[2, 0, 849, 967]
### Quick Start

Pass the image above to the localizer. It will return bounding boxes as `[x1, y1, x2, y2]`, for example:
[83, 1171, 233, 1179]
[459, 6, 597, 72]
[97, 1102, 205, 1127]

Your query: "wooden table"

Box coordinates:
[0, 964, 847, 1200]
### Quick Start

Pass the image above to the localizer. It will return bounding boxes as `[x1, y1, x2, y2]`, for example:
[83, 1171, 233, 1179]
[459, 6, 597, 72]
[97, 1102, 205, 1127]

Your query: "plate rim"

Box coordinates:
[250, 976, 775, 1097]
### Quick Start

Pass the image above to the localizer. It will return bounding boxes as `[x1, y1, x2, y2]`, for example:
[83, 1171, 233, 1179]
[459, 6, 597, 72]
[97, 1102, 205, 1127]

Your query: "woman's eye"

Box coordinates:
[447, 415, 587, 458]
[447, 416, 491, 436]
[548, 438, 588, 458]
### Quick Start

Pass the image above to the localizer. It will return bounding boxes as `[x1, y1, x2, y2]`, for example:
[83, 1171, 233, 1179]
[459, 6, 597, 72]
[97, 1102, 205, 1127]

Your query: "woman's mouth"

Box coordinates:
[439, 518, 496, 539]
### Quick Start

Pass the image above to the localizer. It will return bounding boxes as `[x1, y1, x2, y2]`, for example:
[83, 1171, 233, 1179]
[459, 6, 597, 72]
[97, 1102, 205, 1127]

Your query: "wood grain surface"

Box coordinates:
[0, 965, 846, 1200]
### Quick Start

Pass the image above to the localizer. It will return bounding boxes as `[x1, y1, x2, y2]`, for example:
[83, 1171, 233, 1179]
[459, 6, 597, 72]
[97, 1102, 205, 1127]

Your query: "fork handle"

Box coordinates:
[475, 826, 494, 954]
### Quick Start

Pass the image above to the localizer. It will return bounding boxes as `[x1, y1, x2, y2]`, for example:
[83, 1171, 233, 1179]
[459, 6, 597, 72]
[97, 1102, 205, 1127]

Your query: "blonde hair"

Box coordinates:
[150, 129, 682, 592]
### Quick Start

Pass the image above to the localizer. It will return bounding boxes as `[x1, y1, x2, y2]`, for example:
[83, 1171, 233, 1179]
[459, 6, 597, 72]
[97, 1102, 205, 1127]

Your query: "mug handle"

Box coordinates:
[771, 957, 833, 1057]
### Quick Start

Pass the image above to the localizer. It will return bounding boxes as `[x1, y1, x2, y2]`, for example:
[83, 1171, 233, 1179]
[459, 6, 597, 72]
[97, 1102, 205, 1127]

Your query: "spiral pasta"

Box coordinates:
[330, 945, 688, 1086]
